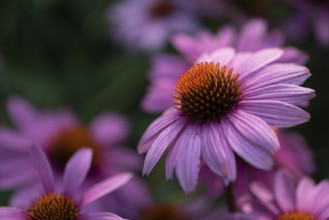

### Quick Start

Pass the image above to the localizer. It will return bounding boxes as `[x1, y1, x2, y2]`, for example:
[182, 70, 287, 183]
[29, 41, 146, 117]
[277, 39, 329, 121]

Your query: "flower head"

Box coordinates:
[141, 19, 309, 113]
[138, 47, 314, 193]
[0, 143, 132, 220]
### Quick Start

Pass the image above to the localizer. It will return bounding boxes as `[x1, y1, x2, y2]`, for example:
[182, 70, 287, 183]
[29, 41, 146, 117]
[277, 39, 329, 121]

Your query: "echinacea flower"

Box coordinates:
[0, 96, 151, 217]
[245, 170, 329, 220]
[141, 19, 308, 113]
[0, 143, 132, 220]
[107, 0, 200, 52]
[138, 47, 314, 193]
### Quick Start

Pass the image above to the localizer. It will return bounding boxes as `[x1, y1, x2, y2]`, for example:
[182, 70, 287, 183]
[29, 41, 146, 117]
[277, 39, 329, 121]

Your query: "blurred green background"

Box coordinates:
[0, 0, 328, 206]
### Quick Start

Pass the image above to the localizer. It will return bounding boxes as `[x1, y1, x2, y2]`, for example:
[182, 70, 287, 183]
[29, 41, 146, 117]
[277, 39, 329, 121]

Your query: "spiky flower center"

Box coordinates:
[277, 211, 319, 220]
[49, 125, 101, 170]
[150, 0, 174, 17]
[27, 193, 80, 220]
[139, 204, 189, 220]
[175, 62, 241, 122]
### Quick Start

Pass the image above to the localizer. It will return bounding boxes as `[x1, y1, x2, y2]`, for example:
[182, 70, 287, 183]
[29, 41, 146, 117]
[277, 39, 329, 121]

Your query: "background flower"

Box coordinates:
[0, 144, 132, 220]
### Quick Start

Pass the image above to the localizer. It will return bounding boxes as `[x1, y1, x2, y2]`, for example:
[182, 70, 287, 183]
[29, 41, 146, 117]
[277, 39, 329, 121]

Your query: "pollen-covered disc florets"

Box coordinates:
[175, 62, 241, 122]
[277, 210, 319, 220]
[27, 193, 80, 220]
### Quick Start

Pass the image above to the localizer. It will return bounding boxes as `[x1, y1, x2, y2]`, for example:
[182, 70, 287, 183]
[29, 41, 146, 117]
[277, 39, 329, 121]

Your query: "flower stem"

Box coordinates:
[226, 183, 239, 212]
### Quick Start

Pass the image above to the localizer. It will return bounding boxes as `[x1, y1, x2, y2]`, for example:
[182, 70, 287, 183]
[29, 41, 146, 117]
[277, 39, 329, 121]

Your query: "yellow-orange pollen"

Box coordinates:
[277, 210, 319, 220]
[150, 0, 174, 17]
[175, 62, 241, 122]
[49, 125, 101, 170]
[27, 193, 80, 220]
[139, 204, 189, 220]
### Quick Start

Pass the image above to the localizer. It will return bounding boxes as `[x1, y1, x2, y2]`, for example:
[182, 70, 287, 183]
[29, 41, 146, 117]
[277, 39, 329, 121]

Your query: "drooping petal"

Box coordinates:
[239, 100, 310, 127]
[242, 84, 315, 106]
[138, 108, 180, 154]
[62, 148, 92, 196]
[201, 122, 236, 182]
[81, 173, 133, 206]
[175, 124, 201, 193]
[229, 110, 279, 153]
[0, 208, 25, 220]
[223, 117, 274, 170]
[274, 171, 296, 212]
[80, 212, 128, 220]
[29, 143, 54, 193]
[143, 118, 188, 175]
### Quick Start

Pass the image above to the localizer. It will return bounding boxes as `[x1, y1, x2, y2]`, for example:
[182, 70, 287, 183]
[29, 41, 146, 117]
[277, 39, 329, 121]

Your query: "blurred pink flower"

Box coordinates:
[138, 47, 314, 193]
[246, 170, 329, 220]
[0, 96, 151, 217]
[282, 0, 329, 47]
[107, 0, 200, 52]
[0, 144, 132, 220]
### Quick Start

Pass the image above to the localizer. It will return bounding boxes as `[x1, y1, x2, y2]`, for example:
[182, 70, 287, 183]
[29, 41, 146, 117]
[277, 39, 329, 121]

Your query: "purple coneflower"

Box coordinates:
[138, 47, 314, 193]
[0, 143, 132, 220]
[245, 171, 329, 220]
[0, 96, 150, 217]
[108, 0, 200, 52]
[141, 19, 308, 113]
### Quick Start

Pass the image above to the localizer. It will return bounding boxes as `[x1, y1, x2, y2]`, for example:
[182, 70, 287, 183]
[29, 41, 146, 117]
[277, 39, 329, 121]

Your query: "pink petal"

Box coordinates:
[81, 172, 133, 206]
[296, 177, 315, 210]
[6, 96, 37, 133]
[239, 100, 310, 127]
[234, 49, 283, 81]
[175, 124, 201, 193]
[63, 148, 92, 196]
[236, 19, 268, 51]
[250, 182, 280, 215]
[223, 117, 274, 170]
[201, 122, 236, 182]
[242, 84, 315, 106]
[243, 63, 311, 90]
[278, 47, 309, 64]
[143, 118, 187, 175]
[0, 128, 31, 153]
[0, 208, 25, 220]
[196, 47, 235, 66]
[80, 212, 128, 220]
[274, 171, 296, 212]
[90, 113, 130, 145]
[229, 110, 279, 153]
[29, 143, 54, 193]
[137, 108, 180, 154]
